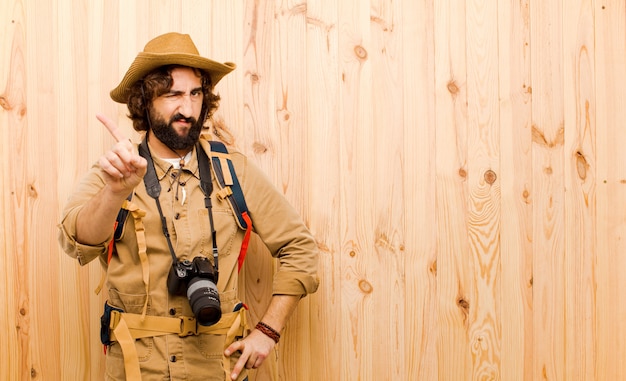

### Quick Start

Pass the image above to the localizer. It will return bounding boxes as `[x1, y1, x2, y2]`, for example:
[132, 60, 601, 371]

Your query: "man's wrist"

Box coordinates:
[255, 321, 281, 343]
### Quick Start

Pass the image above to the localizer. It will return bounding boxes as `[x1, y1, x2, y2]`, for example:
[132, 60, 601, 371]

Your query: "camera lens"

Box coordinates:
[186, 277, 221, 326]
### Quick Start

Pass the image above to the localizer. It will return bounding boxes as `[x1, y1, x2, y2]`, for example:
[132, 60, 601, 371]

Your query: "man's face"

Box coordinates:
[150, 67, 205, 151]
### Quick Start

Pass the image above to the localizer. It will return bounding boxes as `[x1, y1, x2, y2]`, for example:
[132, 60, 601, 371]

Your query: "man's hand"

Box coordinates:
[223, 295, 300, 380]
[224, 329, 276, 380]
[96, 113, 147, 195]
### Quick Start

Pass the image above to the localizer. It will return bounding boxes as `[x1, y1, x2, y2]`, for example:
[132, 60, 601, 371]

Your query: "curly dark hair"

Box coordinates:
[126, 65, 221, 132]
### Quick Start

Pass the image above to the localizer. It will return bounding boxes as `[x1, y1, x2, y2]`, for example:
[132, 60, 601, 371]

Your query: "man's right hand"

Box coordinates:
[96, 114, 147, 194]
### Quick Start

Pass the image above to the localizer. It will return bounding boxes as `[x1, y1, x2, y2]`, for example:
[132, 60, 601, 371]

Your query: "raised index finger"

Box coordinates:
[96, 113, 127, 142]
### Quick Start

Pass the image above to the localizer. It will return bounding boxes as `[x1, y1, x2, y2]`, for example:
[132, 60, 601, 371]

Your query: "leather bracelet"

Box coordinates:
[255, 321, 281, 343]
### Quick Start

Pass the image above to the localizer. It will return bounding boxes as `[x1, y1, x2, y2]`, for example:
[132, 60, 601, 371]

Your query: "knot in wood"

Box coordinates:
[0, 95, 11, 110]
[430, 259, 437, 276]
[484, 170, 497, 185]
[457, 297, 470, 311]
[358, 279, 373, 294]
[252, 142, 268, 155]
[447, 80, 459, 95]
[354, 45, 368, 60]
[575, 151, 588, 180]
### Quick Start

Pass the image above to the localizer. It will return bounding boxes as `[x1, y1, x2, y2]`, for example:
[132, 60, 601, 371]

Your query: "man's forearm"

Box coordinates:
[259, 294, 301, 333]
[75, 185, 129, 245]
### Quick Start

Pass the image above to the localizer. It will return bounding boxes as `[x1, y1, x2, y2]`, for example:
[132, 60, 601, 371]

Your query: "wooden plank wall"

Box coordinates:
[1, 0, 625, 380]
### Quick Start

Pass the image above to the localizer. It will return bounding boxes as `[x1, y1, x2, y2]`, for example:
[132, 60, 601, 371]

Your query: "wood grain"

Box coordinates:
[434, 0, 472, 379]
[1, 0, 626, 380]
[497, 0, 533, 380]
[531, 0, 566, 379]
[337, 0, 375, 379]
[563, 1, 597, 379]
[466, 0, 502, 377]
[1, 3, 27, 380]
[594, 1, 626, 380]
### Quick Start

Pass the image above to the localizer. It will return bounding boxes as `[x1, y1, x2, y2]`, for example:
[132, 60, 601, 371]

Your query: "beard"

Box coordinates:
[149, 110, 204, 151]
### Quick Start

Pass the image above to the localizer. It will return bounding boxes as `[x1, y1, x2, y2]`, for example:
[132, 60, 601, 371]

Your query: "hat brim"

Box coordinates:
[110, 52, 236, 103]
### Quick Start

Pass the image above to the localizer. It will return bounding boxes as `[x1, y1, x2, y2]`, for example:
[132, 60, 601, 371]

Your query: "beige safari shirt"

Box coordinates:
[58, 138, 319, 381]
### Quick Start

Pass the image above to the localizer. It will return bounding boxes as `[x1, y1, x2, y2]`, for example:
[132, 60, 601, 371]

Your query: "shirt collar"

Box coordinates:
[149, 143, 200, 182]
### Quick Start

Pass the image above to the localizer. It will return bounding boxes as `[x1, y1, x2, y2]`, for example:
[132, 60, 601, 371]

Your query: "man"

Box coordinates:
[58, 32, 319, 381]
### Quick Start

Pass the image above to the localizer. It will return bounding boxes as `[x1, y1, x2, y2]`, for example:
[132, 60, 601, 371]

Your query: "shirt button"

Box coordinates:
[169, 308, 176, 315]
[174, 213, 180, 220]
[170, 355, 177, 362]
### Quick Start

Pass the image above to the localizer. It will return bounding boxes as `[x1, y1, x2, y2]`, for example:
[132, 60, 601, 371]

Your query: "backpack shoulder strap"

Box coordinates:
[207, 141, 250, 230]
[113, 193, 134, 240]
[97, 193, 134, 295]
[207, 141, 253, 272]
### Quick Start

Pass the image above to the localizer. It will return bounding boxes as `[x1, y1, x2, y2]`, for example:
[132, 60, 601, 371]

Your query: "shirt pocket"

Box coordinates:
[108, 289, 151, 315]
[197, 334, 226, 359]
[197, 207, 239, 259]
[106, 337, 155, 364]
[106, 290, 155, 363]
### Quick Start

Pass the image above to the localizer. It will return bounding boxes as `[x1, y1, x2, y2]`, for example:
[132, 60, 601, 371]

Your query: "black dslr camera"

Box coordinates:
[167, 257, 221, 326]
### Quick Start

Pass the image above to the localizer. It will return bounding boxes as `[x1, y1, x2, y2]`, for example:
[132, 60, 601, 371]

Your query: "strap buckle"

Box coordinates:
[179, 316, 198, 337]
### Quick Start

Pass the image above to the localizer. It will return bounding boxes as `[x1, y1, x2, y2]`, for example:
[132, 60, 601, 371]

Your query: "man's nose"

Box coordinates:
[177, 94, 194, 117]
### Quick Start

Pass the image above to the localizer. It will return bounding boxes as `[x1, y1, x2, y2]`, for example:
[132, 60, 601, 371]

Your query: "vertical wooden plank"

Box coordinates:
[434, 0, 471, 379]
[201, 0, 245, 144]
[1, 1, 27, 380]
[497, 0, 533, 380]
[466, 0, 502, 378]
[86, 2, 121, 379]
[530, 0, 566, 379]
[115, 0, 144, 135]
[22, 0, 63, 379]
[563, 0, 597, 379]
[594, 0, 626, 379]
[368, 0, 406, 380]
[146, 0, 183, 38]
[304, 0, 341, 379]
[271, 1, 312, 380]
[337, 0, 374, 379]
[271, 0, 308, 207]
[55, 0, 92, 379]
[240, 1, 279, 380]
[182, 0, 211, 43]
[402, 0, 438, 379]
[241, 0, 277, 169]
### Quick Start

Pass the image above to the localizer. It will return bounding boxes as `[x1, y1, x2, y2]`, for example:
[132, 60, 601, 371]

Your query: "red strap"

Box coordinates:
[107, 221, 119, 265]
[237, 212, 252, 272]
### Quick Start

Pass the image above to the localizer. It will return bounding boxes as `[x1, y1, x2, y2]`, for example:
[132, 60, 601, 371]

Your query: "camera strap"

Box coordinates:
[138, 137, 220, 276]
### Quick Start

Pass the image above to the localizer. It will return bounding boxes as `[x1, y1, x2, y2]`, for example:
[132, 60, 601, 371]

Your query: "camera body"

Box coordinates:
[167, 256, 221, 326]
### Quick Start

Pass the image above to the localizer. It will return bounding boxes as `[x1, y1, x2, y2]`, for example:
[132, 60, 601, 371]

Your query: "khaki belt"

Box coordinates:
[109, 309, 247, 380]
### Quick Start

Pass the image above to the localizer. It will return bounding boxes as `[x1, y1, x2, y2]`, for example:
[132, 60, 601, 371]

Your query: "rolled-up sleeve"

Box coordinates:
[57, 166, 111, 266]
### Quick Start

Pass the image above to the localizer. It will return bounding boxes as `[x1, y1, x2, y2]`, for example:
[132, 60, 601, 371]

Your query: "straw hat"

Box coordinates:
[110, 32, 236, 103]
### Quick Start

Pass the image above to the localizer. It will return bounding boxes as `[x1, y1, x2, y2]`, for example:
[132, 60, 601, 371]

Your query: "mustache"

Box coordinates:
[170, 113, 196, 124]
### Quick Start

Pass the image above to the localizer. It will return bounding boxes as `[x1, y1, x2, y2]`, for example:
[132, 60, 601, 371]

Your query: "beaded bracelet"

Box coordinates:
[255, 321, 281, 343]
